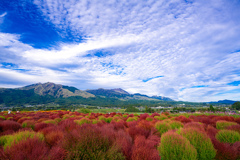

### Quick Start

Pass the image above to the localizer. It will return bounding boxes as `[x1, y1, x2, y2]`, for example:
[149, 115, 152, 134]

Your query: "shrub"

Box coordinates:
[169, 120, 183, 129]
[174, 115, 192, 123]
[151, 112, 160, 117]
[206, 125, 218, 137]
[158, 131, 197, 160]
[0, 147, 7, 160]
[98, 116, 108, 122]
[155, 121, 171, 135]
[74, 118, 91, 126]
[131, 136, 160, 160]
[62, 125, 124, 160]
[48, 146, 67, 160]
[115, 130, 132, 159]
[161, 112, 170, 116]
[179, 128, 216, 160]
[58, 119, 77, 132]
[92, 119, 101, 124]
[0, 130, 44, 150]
[45, 130, 64, 147]
[216, 120, 239, 130]
[227, 125, 240, 134]
[146, 117, 153, 121]
[195, 116, 214, 126]
[34, 122, 54, 132]
[43, 119, 58, 125]
[216, 129, 240, 144]
[22, 120, 35, 130]
[154, 115, 168, 120]
[184, 122, 205, 132]
[104, 145, 125, 160]
[126, 117, 138, 122]
[139, 113, 149, 120]
[111, 121, 126, 130]
[128, 126, 151, 139]
[0, 116, 5, 120]
[4, 138, 49, 160]
[211, 136, 240, 160]
[6, 117, 13, 120]
[0, 120, 22, 132]
[137, 120, 153, 131]
[106, 117, 113, 123]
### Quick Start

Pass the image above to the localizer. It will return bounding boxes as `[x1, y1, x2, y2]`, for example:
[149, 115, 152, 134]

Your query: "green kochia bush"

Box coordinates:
[155, 121, 171, 135]
[158, 131, 197, 160]
[74, 118, 91, 126]
[0, 130, 44, 150]
[216, 129, 240, 144]
[178, 128, 216, 160]
[216, 120, 238, 130]
[169, 120, 183, 129]
[126, 116, 138, 122]
[98, 116, 113, 123]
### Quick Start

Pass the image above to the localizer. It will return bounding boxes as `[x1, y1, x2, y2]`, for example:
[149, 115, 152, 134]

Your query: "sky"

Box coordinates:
[0, 0, 240, 102]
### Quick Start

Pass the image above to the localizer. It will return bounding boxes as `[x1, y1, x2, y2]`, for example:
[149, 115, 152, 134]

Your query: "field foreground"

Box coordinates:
[0, 111, 240, 160]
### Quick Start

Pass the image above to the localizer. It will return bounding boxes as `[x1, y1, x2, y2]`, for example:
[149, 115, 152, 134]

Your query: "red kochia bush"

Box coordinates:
[206, 125, 218, 137]
[174, 115, 192, 123]
[211, 137, 240, 160]
[0, 120, 22, 132]
[212, 116, 235, 123]
[137, 120, 153, 131]
[192, 116, 215, 126]
[45, 130, 64, 147]
[58, 119, 77, 132]
[115, 129, 133, 160]
[62, 124, 124, 160]
[48, 146, 67, 160]
[4, 138, 49, 160]
[139, 113, 148, 120]
[184, 122, 205, 132]
[127, 126, 151, 140]
[131, 135, 160, 160]
[227, 125, 240, 134]
[0, 147, 7, 160]
[34, 122, 54, 132]
[235, 118, 240, 124]
[111, 120, 127, 130]
[151, 113, 160, 117]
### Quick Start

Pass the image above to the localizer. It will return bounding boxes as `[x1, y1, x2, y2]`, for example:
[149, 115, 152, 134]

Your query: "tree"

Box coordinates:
[125, 106, 140, 112]
[232, 101, 240, 110]
[209, 105, 215, 112]
[145, 106, 154, 113]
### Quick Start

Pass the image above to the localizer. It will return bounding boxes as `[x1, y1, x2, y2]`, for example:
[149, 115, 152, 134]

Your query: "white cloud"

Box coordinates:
[0, 0, 240, 101]
[0, 12, 7, 18]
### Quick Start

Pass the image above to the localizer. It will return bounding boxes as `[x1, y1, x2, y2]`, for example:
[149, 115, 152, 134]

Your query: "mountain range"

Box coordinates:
[0, 82, 237, 107]
[0, 82, 173, 106]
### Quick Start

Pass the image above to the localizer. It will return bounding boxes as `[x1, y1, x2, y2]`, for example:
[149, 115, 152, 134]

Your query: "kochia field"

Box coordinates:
[0, 110, 240, 160]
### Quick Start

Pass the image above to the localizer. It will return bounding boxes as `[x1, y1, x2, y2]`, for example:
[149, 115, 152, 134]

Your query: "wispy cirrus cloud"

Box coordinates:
[0, 0, 240, 101]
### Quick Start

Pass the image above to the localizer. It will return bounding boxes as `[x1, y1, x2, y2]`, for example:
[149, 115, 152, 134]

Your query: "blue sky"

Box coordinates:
[0, 0, 240, 102]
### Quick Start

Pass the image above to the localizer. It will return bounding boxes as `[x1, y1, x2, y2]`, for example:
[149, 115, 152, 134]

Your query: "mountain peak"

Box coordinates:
[21, 82, 95, 98]
[111, 88, 129, 95]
